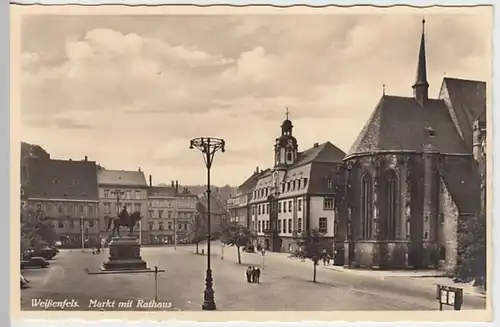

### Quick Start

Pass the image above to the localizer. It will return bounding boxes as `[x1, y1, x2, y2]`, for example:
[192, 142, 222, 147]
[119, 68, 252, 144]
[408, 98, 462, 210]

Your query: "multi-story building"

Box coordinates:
[147, 179, 198, 244]
[24, 156, 100, 248]
[248, 115, 345, 253]
[227, 167, 264, 228]
[98, 168, 149, 243]
[197, 190, 228, 237]
[335, 19, 486, 270]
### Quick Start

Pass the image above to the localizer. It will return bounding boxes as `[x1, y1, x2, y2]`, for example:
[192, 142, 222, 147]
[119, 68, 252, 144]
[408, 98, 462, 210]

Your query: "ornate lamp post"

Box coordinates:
[189, 137, 225, 311]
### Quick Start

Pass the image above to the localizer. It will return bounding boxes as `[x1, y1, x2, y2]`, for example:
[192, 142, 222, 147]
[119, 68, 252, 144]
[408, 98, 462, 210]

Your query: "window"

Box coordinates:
[298, 218, 302, 233]
[361, 173, 373, 239]
[168, 222, 172, 230]
[288, 219, 292, 233]
[184, 223, 187, 230]
[159, 223, 164, 231]
[258, 221, 262, 233]
[303, 178, 308, 188]
[297, 179, 301, 189]
[178, 224, 182, 231]
[135, 191, 140, 199]
[258, 205, 261, 215]
[266, 203, 269, 214]
[89, 220, 95, 228]
[292, 180, 296, 190]
[287, 151, 292, 162]
[283, 219, 287, 233]
[283, 202, 287, 213]
[88, 205, 94, 215]
[281, 184, 285, 193]
[104, 190, 110, 198]
[278, 220, 282, 233]
[58, 204, 64, 214]
[149, 223, 154, 230]
[79, 205, 84, 214]
[323, 197, 334, 210]
[319, 217, 327, 232]
[439, 246, 446, 261]
[287, 182, 291, 192]
[298, 199, 302, 211]
[66, 203, 73, 215]
[126, 190, 131, 199]
[288, 200, 292, 212]
[327, 178, 333, 189]
[58, 220, 64, 228]
[69, 220, 74, 229]
[385, 170, 398, 240]
[278, 202, 282, 213]
[159, 210, 163, 219]
[168, 212, 172, 219]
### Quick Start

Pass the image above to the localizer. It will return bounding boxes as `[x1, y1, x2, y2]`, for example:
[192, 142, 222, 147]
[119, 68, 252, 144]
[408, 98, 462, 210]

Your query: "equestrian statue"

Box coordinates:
[105, 206, 143, 237]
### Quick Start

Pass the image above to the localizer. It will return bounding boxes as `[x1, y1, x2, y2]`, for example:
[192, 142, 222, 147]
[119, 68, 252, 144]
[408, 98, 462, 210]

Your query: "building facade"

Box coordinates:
[24, 157, 100, 248]
[248, 115, 345, 253]
[335, 20, 485, 270]
[227, 167, 263, 228]
[98, 168, 149, 243]
[197, 191, 228, 237]
[147, 180, 198, 244]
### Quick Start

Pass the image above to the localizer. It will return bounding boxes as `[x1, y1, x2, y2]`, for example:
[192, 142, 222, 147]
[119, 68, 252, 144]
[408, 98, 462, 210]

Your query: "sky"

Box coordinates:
[19, 10, 491, 186]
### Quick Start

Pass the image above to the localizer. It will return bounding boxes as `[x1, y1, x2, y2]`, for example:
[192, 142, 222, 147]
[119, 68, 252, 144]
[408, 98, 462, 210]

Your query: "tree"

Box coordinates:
[454, 214, 486, 288]
[291, 228, 331, 283]
[20, 204, 58, 253]
[221, 222, 253, 264]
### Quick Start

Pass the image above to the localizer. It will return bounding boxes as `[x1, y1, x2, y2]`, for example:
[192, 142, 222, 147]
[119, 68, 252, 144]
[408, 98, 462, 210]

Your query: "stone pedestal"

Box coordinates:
[102, 236, 147, 271]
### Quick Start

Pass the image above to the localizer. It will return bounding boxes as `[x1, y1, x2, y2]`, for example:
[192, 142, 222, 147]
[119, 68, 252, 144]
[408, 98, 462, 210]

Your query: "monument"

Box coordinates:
[102, 207, 148, 271]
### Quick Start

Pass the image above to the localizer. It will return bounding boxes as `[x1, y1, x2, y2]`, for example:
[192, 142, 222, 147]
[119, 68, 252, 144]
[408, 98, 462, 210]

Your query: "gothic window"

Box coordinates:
[360, 173, 373, 239]
[287, 151, 292, 162]
[385, 170, 398, 240]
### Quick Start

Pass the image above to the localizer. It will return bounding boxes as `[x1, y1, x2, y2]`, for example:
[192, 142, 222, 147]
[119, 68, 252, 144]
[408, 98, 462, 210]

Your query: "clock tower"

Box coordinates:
[274, 108, 298, 167]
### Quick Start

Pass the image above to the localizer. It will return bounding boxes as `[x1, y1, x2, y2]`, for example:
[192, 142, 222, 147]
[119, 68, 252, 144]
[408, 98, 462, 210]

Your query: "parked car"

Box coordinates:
[27, 247, 56, 260]
[21, 256, 50, 269]
[20, 274, 30, 288]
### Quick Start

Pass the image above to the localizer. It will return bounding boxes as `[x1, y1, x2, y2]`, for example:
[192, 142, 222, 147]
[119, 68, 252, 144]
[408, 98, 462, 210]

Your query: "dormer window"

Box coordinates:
[425, 127, 436, 137]
[52, 180, 59, 184]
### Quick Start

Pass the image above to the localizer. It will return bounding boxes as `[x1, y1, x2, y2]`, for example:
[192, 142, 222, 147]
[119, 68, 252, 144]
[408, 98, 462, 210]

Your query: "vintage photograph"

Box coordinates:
[12, 3, 491, 318]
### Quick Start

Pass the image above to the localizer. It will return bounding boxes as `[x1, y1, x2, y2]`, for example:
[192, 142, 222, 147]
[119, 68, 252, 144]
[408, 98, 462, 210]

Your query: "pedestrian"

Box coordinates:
[255, 267, 261, 283]
[251, 267, 257, 283]
[246, 266, 252, 283]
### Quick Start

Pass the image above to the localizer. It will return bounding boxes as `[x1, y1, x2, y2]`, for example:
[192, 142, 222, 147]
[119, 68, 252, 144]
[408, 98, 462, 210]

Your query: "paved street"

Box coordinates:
[21, 244, 487, 311]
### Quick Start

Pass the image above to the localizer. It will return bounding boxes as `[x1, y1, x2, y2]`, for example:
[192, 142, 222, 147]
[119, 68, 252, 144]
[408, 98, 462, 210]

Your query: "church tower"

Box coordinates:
[412, 19, 429, 107]
[274, 109, 298, 167]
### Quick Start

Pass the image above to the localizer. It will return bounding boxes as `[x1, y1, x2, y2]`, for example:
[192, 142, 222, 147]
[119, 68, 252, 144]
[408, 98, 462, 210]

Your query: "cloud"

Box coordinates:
[19, 12, 491, 185]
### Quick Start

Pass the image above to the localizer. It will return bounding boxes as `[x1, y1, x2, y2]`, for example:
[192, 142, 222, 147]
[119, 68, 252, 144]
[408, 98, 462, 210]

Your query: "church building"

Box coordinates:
[334, 19, 486, 271]
[249, 112, 345, 252]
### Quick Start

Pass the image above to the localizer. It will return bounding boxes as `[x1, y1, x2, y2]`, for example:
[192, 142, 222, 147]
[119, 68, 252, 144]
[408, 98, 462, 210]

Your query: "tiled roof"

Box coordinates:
[306, 162, 342, 195]
[26, 158, 99, 201]
[439, 155, 480, 214]
[347, 95, 468, 157]
[197, 193, 227, 214]
[443, 77, 486, 122]
[98, 169, 147, 187]
[291, 141, 345, 168]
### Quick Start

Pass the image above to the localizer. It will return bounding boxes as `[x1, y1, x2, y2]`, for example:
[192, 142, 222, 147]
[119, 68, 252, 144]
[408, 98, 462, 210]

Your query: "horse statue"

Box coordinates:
[106, 206, 143, 238]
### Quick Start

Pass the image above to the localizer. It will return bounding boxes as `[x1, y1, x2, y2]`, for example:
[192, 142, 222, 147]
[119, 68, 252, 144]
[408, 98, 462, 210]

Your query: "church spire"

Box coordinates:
[412, 18, 429, 106]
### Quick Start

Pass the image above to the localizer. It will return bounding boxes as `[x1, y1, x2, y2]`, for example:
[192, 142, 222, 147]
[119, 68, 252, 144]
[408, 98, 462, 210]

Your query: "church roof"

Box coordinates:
[98, 169, 148, 187]
[442, 77, 486, 122]
[292, 141, 345, 168]
[347, 95, 468, 157]
[26, 158, 99, 201]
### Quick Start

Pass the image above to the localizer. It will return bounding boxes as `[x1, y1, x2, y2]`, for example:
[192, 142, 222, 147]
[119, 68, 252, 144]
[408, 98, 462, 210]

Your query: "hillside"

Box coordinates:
[156, 183, 237, 203]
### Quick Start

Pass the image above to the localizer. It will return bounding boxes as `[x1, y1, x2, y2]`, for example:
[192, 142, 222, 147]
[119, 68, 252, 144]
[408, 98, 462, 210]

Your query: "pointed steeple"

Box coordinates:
[412, 18, 429, 106]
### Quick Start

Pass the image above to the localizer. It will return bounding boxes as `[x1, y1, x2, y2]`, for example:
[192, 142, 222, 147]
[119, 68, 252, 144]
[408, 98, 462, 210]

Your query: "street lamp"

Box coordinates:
[80, 215, 84, 252]
[189, 136, 225, 311]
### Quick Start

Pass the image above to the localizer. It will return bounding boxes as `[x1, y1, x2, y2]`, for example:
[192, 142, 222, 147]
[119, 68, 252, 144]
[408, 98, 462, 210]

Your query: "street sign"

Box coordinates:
[436, 284, 463, 311]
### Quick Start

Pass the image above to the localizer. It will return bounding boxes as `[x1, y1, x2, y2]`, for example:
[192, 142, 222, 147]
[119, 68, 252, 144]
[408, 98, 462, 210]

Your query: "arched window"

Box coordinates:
[360, 173, 373, 239]
[286, 151, 293, 162]
[385, 170, 398, 240]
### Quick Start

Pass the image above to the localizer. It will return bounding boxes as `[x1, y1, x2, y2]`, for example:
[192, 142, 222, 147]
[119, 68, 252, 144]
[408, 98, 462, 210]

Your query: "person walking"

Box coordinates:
[255, 267, 261, 283]
[246, 266, 253, 283]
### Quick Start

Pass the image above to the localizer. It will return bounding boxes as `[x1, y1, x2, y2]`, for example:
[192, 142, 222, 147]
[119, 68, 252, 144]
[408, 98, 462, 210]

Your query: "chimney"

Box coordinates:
[149, 175, 152, 187]
[313, 143, 319, 148]
[175, 180, 179, 193]
[69, 158, 72, 161]
[84, 156, 88, 161]
[138, 167, 142, 172]
[255, 166, 259, 173]
[171, 180, 174, 188]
